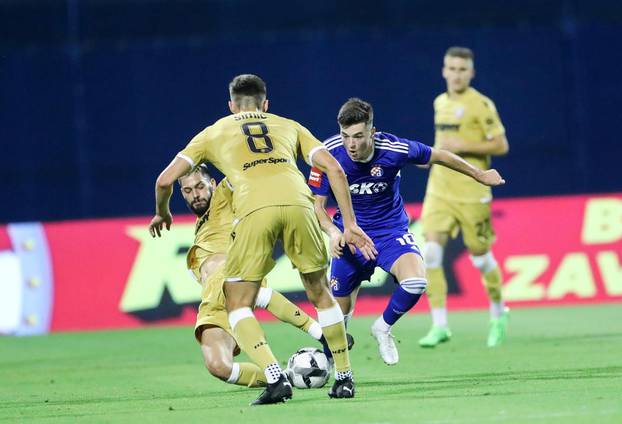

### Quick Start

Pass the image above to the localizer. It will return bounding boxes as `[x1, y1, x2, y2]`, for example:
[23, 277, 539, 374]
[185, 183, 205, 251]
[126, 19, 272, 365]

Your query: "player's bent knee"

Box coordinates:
[254, 287, 272, 309]
[399, 278, 427, 294]
[422, 241, 443, 269]
[469, 251, 498, 274]
[205, 358, 232, 381]
[309, 290, 334, 310]
[300, 275, 332, 307]
[335, 296, 352, 316]
[300, 269, 328, 290]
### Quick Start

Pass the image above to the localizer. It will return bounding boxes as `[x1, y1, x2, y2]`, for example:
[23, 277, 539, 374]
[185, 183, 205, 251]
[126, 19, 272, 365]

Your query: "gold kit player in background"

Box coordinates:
[420, 47, 510, 348]
[150, 74, 375, 405]
[177, 165, 328, 389]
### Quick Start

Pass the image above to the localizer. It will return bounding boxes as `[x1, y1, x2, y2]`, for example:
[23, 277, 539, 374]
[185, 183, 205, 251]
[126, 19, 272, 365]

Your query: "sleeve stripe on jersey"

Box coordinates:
[308, 145, 327, 166]
[374, 142, 408, 154]
[374, 139, 408, 149]
[375, 140, 408, 149]
[324, 134, 341, 145]
[375, 143, 408, 153]
[376, 144, 408, 154]
[325, 140, 341, 150]
[177, 153, 195, 167]
[324, 138, 343, 150]
[326, 142, 343, 150]
[373, 136, 408, 149]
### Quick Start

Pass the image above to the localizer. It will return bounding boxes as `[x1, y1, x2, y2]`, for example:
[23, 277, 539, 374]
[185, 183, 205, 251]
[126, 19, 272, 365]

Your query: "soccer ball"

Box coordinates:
[285, 347, 330, 389]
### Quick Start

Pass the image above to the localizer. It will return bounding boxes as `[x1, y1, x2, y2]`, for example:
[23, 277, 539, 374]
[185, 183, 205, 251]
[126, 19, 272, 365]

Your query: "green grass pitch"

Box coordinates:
[1, 304, 621, 423]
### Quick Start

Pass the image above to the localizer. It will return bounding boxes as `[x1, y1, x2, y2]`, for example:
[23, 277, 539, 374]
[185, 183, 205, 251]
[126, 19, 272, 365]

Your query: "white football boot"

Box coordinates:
[370, 323, 399, 365]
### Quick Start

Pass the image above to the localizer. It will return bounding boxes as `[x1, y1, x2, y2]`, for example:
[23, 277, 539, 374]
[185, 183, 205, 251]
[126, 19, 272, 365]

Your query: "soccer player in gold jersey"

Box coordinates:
[179, 165, 328, 389]
[149, 74, 375, 404]
[419, 47, 510, 348]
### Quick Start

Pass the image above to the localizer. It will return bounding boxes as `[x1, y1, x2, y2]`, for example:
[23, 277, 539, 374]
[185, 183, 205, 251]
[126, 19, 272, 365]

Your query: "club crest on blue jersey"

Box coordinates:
[370, 165, 383, 177]
[330, 277, 339, 291]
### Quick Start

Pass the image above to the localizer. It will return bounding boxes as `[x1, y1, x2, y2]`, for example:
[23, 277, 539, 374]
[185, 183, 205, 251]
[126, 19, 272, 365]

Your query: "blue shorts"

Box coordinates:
[329, 229, 422, 297]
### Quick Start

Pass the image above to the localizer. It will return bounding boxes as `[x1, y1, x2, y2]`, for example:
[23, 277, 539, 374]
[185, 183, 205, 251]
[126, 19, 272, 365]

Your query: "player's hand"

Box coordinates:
[149, 213, 173, 237]
[478, 169, 506, 186]
[343, 224, 377, 261]
[328, 229, 345, 258]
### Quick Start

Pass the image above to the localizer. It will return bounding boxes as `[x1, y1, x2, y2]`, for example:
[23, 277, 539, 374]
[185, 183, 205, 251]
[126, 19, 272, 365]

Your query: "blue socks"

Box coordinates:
[382, 285, 422, 326]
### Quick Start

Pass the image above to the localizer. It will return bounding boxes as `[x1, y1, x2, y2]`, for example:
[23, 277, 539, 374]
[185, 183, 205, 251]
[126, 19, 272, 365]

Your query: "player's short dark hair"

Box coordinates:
[229, 74, 267, 108]
[445, 46, 474, 61]
[178, 164, 211, 185]
[337, 98, 374, 129]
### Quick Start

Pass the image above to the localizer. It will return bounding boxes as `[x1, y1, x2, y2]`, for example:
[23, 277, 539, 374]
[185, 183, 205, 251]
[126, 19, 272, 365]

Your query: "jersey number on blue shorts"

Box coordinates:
[395, 233, 417, 246]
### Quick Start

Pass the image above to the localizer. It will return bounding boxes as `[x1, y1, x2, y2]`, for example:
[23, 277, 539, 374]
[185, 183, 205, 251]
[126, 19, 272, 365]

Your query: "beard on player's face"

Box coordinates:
[186, 187, 213, 216]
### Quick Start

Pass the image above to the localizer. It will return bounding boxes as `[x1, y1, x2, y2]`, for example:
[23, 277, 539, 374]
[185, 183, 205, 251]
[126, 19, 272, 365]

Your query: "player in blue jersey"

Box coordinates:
[309, 98, 505, 365]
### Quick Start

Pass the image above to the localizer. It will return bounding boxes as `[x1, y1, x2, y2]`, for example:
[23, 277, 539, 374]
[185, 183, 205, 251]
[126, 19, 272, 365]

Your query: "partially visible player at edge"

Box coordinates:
[177, 165, 331, 388]
[309, 97, 505, 365]
[419, 46, 510, 348]
[149, 74, 376, 405]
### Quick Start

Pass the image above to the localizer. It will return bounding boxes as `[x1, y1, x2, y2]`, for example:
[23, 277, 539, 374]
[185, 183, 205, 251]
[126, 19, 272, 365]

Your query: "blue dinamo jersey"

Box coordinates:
[308, 132, 431, 235]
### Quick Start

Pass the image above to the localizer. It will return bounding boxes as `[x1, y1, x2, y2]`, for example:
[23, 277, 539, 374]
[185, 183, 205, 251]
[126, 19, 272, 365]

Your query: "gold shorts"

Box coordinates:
[193, 264, 267, 354]
[224, 206, 328, 282]
[421, 193, 496, 252]
[186, 245, 212, 282]
[193, 266, 233, 344]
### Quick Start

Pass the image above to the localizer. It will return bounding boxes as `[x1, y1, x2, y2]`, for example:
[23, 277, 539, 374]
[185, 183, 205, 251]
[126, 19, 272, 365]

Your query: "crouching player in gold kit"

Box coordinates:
[419, 47, 510, 348]
[178, 165, 327, 388]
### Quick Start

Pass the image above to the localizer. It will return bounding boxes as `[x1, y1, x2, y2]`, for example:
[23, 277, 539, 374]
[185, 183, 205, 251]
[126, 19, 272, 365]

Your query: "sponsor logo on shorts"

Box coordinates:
[242, 157, 289, 171]
[370, 165, 383, 177]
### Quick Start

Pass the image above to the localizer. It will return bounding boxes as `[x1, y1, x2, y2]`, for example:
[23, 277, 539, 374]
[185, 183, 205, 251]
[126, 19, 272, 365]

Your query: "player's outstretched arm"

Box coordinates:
[428, 148, 506, 187]
[313, 195, 345, 258]
[438, 134, 509, 156]
[312, 149, 377, 260]
[149, 156, 192, 238]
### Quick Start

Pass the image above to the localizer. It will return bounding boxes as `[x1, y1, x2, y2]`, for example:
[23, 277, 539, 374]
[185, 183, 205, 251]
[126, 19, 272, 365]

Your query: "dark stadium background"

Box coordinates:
[2, 0, 622, 223]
